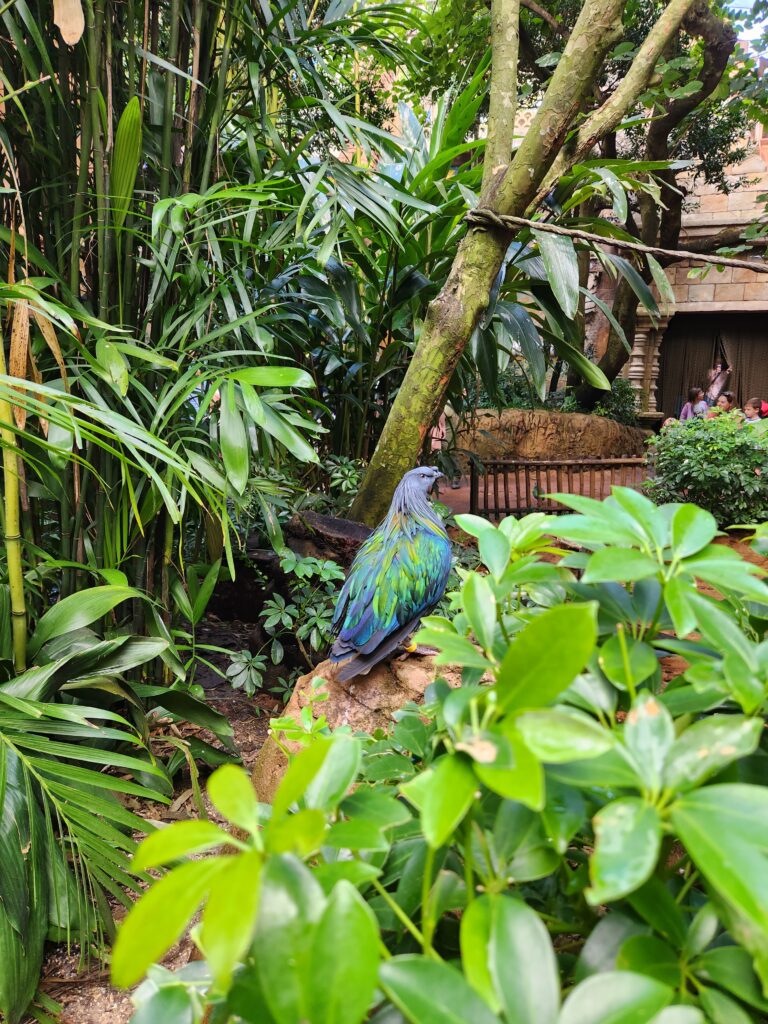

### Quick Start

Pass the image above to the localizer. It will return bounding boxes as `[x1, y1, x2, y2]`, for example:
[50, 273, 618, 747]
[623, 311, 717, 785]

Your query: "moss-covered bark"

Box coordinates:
[350, 0, 626, 524]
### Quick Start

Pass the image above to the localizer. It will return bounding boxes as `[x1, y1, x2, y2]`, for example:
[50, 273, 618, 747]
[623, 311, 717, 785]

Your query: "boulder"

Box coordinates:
[454, 408, 650, 463]
[251, 653, 465, 803]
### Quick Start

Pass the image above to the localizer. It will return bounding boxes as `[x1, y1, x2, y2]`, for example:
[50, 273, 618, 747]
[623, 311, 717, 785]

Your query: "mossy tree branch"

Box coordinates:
[481, 0, 521, 195]
[350, 0, 626, 524]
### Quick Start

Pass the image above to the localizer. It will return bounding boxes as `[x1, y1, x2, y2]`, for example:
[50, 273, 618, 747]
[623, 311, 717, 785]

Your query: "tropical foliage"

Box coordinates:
[116, 491, 768, 1024]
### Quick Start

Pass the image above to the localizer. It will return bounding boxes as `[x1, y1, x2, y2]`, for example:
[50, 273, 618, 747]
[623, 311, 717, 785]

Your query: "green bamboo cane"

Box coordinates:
[159, 0, 182, 198]
[0, 328, 27, 670]
[84, 0, 109, 317]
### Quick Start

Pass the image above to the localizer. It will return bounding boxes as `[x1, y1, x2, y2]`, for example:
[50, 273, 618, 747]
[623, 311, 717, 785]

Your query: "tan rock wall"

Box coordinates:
[454, 408, 650, 461]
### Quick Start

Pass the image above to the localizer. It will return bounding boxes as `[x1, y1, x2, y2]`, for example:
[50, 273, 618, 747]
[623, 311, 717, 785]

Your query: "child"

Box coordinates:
[743, 397, 763, 424]
[679, 387, 707, 421]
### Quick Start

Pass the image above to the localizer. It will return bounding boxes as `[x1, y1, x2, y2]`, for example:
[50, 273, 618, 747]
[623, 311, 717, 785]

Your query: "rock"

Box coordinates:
[454, 408, 650, 464]
[251, 653, 466, 803]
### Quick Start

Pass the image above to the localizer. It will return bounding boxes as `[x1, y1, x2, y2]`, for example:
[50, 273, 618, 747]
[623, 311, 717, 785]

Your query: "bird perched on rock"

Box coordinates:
[330, 466, 452, 682]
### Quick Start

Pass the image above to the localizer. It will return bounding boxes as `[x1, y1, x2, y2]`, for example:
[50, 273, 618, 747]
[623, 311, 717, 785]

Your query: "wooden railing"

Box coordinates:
[469, 457, 648, 519]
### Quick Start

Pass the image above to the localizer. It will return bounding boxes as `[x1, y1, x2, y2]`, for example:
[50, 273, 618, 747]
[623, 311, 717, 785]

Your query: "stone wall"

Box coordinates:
[455, 408, 650, 462]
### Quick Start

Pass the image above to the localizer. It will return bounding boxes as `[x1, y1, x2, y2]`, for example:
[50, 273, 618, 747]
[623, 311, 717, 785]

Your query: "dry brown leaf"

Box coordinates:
[53, 0, 85, 45]
[26, 343, 47, 437]
[9, 300, 29, 429]
[32, 309, 69, 389]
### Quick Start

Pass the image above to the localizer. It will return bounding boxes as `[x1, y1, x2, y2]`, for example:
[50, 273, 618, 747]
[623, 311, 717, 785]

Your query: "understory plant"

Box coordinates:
[114, 490, 768, 1024]
[646, 413, 768, 526]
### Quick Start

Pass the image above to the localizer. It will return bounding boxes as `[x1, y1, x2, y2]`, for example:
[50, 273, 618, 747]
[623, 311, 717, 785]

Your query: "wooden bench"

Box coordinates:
[469, 457, 647, 519]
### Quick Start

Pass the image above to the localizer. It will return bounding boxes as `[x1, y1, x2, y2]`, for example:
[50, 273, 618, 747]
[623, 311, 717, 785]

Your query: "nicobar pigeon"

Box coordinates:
[330, 466, 452, 682]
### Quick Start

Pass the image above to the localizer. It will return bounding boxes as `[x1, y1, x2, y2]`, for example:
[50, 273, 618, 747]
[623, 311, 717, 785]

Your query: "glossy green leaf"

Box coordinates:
[478, 529, 511, 581]
[542, 779, 586, 854]
[670, 505, 718, 559]
[582, 549, 660, 584]
[220, 383, 249, 495]
[112, 859, 225, 987]
[462, 573, 497, 653]
[587, 798, 661, 905]
[405, 755, 476, 849]
[29, 586, 143, 658]
[558, 971, 671, 1024]
[698, 987, 754, 1024]
[648, 1010, 704, 1024]
[252, 855, 326, 1024]
[208, 765, 261, 835]
[229, 367, 314, 388]
[694, 946, 768, 1011]
[462, 895, 559, 1024]
[616, 935, 681, 988]
[515, 709, 614, 763]
[305, 736, 361, 812]
[200, 852, 262, 987]
[111, 96, 142, 231]
[324, 819, 390, 851]
[307, 882, 380, 1024]
[474, 727, 544, 810]
[272, 740, 331, 819]
[663, 716, 762, 794]
[380, 955, 499, 1024]
[533, 229, 579, 319]
[671, 785, 768, 937]
[575, 914, 650, 982]
[130, 985, 195, 1024]
[623, 693, 674, 792]
[496, 604, 597, 711]
[133, 820, 230, 870]
[599, 636, 658, 691]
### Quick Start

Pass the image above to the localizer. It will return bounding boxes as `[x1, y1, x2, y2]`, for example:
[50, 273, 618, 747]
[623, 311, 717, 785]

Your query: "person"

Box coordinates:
[743, 397, 763, 424]
[707, 390, 736, 417]
[429, 412, 446, 453]
[679, 387, 707, 421]
[706, 361, 731, 404]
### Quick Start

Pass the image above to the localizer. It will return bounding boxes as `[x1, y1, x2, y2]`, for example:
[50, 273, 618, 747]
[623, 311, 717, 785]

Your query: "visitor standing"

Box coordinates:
[706, 361, 731, 404]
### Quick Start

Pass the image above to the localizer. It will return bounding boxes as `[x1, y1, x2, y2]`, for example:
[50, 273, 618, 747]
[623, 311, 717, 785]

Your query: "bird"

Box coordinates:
[329, 466, 452, 682]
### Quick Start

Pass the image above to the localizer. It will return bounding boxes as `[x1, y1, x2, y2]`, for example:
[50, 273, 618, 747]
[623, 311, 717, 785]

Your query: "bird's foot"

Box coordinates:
[400, 641, 439, 657]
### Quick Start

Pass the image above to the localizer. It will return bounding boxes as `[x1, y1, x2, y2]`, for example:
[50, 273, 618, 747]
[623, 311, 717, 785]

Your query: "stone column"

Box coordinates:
[624, 314, 669, 424]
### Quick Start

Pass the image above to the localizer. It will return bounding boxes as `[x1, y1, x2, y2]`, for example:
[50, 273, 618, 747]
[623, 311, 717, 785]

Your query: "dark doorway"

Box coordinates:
[658, 312, 768, 417]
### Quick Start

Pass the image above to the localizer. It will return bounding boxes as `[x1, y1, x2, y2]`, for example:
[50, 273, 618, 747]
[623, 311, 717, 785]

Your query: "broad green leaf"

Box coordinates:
[112, 860, 225, 987]
[542, 779, 586, 854]
[575, 914, 650, 982]
[272, 740, 331, 819]
[582, 549, 660, 584]
[324, 819, 390, 851]
[515, 709, 614, 762]
[663, 716, 761, 794]
[496, 604, 597, 711]
[130, 986, 195, 1024]
[587, 798, 661, 904]
[208, 765, 261, 835]
[200, 852, 262, 987]
[558, 971, 671, 1024]
[307, 882, 380, 1024]
[599, 636, 658, 691]
[623, 693, 674, 792]
[670, 505, 717, 559]
[647, 253, 676, 311]
[533, 229, 579, 319]
[648, 1010, 704, 1024]
[404, 755, 476, 849]
[474, 726, 544, 810]
[305, 736, 361, 812]
[616, 935, 681, 988]
[626, 878, 687, 947]
[462, 574, 497, 653]
[219, 383, 249, 495]
[253, 856, 326, 1024]
[552, 336, 611, 390]
[671, 786, 768, 937]
[478, 529, 511, 581]
[462, 895, 559, 1024]
[133, 820, 230, 870]
[340, 790, 411, 831]
[663, 577, 697, 637]
[694, 946, 768, 1012]
[699, 987, 754, 1024]
[267, 809, 327, 856]
[380, 955, 499, 1024]
[29, 586, 143, 658]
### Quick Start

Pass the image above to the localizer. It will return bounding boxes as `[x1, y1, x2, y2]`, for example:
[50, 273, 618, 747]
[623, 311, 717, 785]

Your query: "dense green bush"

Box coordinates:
[114, 491, 768, 1024]
[558, 377, 639, 426]
[646, 414, 768, 526]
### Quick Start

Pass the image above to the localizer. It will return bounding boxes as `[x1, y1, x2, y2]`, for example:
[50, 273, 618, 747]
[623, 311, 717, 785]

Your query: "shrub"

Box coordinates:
[646, 413, 768, 526]
[114, 492, 768, 1024]
[557, 376, 639, 426]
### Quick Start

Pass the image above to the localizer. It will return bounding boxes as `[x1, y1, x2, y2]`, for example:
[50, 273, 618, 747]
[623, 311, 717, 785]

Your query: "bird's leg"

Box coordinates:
[400, 639, 439, 657]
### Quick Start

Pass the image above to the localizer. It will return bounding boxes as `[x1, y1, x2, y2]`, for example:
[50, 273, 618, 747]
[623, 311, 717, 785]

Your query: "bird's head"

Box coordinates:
[400, 465, 444, 498]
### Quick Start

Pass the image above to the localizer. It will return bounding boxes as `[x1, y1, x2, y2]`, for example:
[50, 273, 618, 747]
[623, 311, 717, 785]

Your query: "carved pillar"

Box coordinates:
[623, 314, 669, 423]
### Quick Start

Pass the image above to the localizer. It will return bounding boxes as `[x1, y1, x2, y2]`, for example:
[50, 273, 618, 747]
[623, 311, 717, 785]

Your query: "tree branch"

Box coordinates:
[532, 0, 700, 208]
[482, 0, 521, 195]
[521, 0, 568, 38]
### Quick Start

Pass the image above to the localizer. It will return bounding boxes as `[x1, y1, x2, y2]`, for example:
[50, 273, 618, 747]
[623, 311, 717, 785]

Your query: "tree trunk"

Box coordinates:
[349, 0, 626, 525]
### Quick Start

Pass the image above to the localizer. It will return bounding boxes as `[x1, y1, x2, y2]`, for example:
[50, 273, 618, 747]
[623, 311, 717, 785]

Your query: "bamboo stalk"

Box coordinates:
[159, 0, 182, 198]
[84, 0, 109, 317]
[0, 327, 26, 670]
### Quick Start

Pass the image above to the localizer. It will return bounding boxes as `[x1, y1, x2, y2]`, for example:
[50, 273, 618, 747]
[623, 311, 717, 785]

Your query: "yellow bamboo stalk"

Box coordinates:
[0, 325, 27, 670]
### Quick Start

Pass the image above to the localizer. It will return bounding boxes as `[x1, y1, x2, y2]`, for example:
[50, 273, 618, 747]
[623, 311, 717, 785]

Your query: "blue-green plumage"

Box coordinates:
[330, 466, 452, 681]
